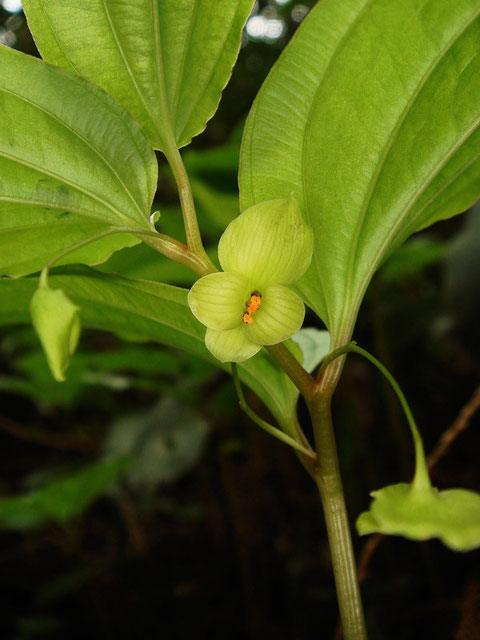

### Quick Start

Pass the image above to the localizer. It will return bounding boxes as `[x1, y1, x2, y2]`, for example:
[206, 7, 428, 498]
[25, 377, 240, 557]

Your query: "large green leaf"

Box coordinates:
[239, 0, 480, 344]
[23, 0, 254, 152]
[0, 267, 325, 432]
[0, 44, 158, 275]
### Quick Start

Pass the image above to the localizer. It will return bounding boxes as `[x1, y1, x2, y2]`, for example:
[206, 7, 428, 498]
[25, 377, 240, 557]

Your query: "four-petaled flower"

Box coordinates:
[188, 196, 313, 362]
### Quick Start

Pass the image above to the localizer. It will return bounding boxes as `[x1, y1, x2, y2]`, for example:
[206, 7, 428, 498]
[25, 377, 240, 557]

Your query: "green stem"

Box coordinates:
[310, 393, 368, 640]
[262, 341, 367, 639]
[165, 145, 217, 274]
[320, 342, 431, 491]
[39, 223, 214, 279]
[347, 344, 430, 491]
[231, 364, 316, 462]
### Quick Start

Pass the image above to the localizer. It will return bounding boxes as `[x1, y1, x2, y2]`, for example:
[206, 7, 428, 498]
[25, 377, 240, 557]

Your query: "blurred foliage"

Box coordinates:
[105, 398, 209, 490]
[0, 457, 131, 529]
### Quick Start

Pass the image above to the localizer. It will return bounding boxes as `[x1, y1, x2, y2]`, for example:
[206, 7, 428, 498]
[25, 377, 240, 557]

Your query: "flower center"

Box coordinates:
[242, 291, 262, 325]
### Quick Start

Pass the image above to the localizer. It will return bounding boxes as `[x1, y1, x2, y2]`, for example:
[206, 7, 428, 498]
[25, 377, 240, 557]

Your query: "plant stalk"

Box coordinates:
[309, 391, 367, 640]
[231, 363, 316, 461]
[139, 232, 215, 276]
[165, 145, 217, 274]
[267, 339, 367, 639]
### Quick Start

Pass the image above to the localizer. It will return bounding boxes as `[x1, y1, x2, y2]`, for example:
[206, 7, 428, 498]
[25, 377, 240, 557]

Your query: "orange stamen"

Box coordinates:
[242, 291, 262, 324]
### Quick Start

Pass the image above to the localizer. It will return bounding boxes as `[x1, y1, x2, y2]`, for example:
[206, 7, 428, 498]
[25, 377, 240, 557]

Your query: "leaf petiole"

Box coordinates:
[231, 363, 316, 462]
[318, 342, 431, 491]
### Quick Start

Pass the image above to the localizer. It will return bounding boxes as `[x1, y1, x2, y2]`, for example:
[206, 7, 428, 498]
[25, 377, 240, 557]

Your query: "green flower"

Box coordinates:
[188, 196, 313, 362]
[30, 276, 81, 382]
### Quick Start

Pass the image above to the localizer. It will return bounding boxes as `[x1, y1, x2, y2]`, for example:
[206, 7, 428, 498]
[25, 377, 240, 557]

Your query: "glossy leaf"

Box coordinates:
[23, 0, 254, 151]
[240, 0, 480, 342]
[0, 45, 157, 276]
[0, 267, 326, 431]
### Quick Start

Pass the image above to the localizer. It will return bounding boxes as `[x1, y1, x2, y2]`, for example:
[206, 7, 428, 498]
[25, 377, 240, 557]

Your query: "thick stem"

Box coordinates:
[264, 340, 367, 638]
[165, 145, 217, 273]
[310, 393, 368, 640]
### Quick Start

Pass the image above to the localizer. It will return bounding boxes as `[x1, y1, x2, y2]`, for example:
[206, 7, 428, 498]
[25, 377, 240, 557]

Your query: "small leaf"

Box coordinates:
[356, 482, 480, 552]
[291, 328, 331, 374]
[23, 0, 254, 151]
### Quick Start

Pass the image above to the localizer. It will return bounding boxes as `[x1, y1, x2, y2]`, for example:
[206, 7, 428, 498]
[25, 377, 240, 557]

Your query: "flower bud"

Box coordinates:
[30, 282, 81, 382]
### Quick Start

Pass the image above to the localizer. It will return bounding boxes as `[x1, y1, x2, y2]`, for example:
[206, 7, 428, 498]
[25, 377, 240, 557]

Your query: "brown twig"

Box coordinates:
[427, 384, 480, 471]
[0, 414, 94, 454]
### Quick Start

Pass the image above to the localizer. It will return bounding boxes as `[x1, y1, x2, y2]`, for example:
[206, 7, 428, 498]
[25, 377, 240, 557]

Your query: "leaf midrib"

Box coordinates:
[100, 0, 166, 147]
[37, 0, 80, 74]
[176, 2, 243, 142]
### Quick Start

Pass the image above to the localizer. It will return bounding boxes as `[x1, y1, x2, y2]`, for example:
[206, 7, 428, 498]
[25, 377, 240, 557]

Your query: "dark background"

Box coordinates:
[1, 1, 479, 638]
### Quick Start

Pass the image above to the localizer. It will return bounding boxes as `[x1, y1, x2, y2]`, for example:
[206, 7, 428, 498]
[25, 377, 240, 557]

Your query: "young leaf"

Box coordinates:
[0, 45, 157, 239]
[23, 0, 254, 152]
[0, 267, 327, 434]
[239, 0, 480, 343]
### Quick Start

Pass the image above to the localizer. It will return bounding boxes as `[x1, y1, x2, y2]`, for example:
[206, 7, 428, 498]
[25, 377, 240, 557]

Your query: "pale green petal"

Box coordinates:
[218, 196, 313, 288]
[356, 483, 480, 552]
[30, 284, 81, 382]
[188, 272, 251, 331]
[244, 285, 305, 346]
[205, 327, 261, 363]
